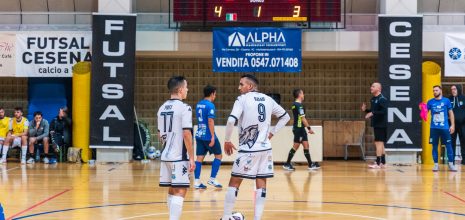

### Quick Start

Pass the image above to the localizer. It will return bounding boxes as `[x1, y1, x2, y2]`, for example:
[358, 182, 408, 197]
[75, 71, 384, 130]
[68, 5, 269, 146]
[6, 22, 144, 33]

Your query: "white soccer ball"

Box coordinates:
[147, 146, 157, 159]
[154, 149, 161, 158]
[222, 212, 245, 220]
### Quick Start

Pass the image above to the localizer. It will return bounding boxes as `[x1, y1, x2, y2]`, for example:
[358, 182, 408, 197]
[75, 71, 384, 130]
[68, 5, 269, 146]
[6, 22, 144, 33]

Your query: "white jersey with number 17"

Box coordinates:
[229, 91, 287, 152]
[157, 99, 193, 162]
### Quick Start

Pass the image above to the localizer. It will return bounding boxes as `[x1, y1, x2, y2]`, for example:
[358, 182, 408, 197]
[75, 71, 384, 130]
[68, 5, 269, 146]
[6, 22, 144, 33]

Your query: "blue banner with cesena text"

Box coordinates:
[213, 27, 301, 72]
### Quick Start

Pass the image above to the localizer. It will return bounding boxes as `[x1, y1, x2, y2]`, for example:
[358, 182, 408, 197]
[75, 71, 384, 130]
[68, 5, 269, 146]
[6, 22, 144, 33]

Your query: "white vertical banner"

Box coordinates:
[0, 33, 16, 77]
[15, 32, 92, 77]
[445, 33, 465, 77]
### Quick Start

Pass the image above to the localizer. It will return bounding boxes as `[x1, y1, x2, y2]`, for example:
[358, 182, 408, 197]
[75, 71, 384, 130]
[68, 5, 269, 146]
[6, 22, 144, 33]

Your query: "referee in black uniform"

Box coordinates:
[361, 82, 388, 169]
[283, 89, 320, 171]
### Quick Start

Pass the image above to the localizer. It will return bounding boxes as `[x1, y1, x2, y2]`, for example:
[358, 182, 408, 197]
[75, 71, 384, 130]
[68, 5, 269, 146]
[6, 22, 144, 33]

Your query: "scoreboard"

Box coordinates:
[174, 0, 341, 23]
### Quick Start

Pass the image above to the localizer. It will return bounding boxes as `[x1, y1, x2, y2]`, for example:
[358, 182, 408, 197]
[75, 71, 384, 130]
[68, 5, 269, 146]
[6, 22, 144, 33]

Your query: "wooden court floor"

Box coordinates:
[1, 161, 465, 220]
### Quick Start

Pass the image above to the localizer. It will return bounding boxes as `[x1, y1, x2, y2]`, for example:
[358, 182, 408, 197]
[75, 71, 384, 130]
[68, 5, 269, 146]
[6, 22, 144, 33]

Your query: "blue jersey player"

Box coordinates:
[194, 85, 223, 189]
[427, 85, 457, 172]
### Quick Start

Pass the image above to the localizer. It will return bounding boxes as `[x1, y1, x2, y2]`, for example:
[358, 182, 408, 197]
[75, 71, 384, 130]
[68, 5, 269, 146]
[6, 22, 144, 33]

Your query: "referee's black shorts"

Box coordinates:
[373, 128, 387, 142]
[293, 128, 308, 143]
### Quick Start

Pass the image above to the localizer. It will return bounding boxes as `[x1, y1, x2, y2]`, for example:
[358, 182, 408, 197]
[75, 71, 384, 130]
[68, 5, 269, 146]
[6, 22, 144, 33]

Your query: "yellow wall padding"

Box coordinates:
[422, 61, 441, 164]
[72, 62, 91, 162]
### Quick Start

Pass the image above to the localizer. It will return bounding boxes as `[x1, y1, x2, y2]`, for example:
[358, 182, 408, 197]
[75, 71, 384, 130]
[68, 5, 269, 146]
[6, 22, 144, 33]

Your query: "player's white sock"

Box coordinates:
[169, 196, 184, 220]
[1, 145, 8, 160]
[209, 177, 215, 182]
[254, 188, 266, 220]
[21, 146, 27, 161]
[167, 194, 173, 210]
[223, 187, 238, 219]
[195, 179, 200, 185]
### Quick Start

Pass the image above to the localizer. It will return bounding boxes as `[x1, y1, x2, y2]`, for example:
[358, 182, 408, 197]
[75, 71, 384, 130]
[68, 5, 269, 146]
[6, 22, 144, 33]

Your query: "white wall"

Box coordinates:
[195, 126, 323, 163]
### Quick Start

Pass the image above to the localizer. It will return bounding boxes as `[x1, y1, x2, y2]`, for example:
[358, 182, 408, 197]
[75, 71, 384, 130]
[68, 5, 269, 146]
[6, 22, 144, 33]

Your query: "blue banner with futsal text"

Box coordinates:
[213, 27, 302, 72]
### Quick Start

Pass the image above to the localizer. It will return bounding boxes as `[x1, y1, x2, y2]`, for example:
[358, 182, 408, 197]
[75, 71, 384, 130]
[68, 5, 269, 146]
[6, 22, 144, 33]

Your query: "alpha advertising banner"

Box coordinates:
[378, 16, 423, 149]
[90, 14, 136, 149]
[0, 33, 16, 77]
[16, 32, 92, 77]
[213, 27, 302, 72]
[445, 33, 465, 77]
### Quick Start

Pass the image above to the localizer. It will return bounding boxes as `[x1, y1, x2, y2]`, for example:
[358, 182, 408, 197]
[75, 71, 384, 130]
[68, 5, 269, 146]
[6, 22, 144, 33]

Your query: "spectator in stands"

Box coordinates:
[27, 111, 51, 164]
[50, 107, 71, 156]
[1, 107, 29, 164]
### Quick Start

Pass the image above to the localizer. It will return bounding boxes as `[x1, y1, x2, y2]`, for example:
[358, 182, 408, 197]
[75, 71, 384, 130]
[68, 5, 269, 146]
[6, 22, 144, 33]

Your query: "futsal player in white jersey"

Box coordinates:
[221, 74, 290, 220]
[157, 76, 195, 220]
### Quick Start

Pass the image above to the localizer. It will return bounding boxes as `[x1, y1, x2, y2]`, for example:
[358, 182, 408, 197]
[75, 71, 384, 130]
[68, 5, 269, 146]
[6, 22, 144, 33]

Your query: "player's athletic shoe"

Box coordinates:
[380, 163, 387, 168]
[208, 179, 223, 188]
[21, 159, 26, 164]
[283, 163, 295, 171]
[194, 183, 207, 189]
[48, 158, 57, 164]
[368, 163, 381, 169]
[432, 164, 439, 172]
[448, 164, 457, 172]
[26, 158, 35, 164]
[0, 158, 6, 164]
[43, 157, 49, 164]
[308, 162, 321, 170]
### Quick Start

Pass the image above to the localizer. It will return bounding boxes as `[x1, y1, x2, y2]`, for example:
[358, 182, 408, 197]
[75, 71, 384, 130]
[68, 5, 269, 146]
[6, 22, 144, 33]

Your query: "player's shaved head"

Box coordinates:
[370, 82, 382, 96]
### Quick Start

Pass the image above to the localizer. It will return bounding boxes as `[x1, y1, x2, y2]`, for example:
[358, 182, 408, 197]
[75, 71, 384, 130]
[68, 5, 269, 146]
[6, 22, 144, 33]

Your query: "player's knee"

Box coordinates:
[215, 154, 222, 160]
[171, 188, 187, 197]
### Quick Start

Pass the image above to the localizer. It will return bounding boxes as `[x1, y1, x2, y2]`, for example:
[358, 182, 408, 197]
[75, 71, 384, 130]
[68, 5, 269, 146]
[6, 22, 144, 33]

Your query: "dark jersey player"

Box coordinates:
[283, 89, 320, 171]
[361, 82, 388, 169]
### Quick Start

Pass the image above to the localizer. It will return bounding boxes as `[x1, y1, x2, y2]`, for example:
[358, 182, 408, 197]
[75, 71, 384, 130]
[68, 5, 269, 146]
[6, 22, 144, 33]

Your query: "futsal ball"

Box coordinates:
[147, 146, 157, 159]
[154, 149, 161, 158]
[222, 212, 245, 220]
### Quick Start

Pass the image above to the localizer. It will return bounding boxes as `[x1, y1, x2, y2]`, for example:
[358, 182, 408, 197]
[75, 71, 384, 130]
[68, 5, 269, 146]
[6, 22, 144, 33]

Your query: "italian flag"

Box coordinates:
[226, 13, 237, 21]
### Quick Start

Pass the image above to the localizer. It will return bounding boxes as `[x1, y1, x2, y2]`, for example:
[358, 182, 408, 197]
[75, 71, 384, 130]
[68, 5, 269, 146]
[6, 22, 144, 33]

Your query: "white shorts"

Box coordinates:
[159, 161, 191, 188]
[12, 137, 22, 148]
[231, 150, 274, 179]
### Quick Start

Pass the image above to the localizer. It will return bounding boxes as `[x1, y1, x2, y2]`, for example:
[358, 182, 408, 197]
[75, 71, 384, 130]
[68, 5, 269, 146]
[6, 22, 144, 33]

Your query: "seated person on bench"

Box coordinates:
[0, 107, 29, 164]
[27, 111, 52, 164]
[50, 107, 71, 153]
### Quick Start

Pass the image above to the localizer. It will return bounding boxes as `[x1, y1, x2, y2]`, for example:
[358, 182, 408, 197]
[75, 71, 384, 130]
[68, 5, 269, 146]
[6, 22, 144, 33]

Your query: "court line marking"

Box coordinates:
[5, 166, 20, 172]
[12, 199, 465, 219]
[7, 189, 72, 220]
[442, 190, 465, 204]
[108, 162, 122, 172]
[117, 209, 386, 220]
